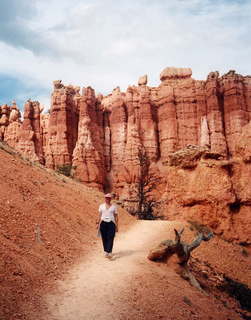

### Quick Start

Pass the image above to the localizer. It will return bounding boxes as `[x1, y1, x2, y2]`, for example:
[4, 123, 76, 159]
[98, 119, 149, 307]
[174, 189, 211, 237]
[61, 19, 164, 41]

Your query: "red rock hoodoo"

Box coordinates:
[1, 67, 251, 243]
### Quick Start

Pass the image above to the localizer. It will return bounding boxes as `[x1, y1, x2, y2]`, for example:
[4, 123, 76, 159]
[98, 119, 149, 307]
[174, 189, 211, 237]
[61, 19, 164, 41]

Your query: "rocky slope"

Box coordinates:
[0, 67, 251, 244]
[0, 141, 134, 319]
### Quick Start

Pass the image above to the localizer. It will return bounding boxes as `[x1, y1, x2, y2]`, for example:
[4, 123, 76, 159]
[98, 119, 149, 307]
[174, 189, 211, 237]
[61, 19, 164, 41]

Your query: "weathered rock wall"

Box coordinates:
[159, 145, 251, 244]
[1, 67, 251, 243]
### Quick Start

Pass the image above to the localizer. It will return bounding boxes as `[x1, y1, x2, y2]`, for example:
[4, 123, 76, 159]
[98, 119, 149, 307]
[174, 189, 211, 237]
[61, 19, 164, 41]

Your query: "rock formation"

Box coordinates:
[18, 100, 44, 162]
[45, 81, 79, 168]
[2, 101, 22, 147]
[0, 104, 10, 140]
[72, 87, 105, 189]
[0, 67, 251, 243]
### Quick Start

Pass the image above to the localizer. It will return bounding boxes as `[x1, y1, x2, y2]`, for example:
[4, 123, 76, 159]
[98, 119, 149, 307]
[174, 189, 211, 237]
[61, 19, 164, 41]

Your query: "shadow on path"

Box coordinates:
[113, 250, 136, 260]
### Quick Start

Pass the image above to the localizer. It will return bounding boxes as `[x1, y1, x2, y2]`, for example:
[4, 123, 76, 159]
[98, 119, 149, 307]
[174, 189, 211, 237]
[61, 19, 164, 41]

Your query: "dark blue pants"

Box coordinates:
[100, 221, 116, 253]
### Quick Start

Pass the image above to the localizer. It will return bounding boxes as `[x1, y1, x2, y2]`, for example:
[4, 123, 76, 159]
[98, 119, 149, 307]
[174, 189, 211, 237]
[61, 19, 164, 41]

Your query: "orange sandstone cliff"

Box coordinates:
[1, 67, 251, 244]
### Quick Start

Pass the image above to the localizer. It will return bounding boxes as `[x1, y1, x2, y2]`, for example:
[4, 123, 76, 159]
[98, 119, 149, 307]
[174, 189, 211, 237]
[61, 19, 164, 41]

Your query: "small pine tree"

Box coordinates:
[137, 148, 160, 220]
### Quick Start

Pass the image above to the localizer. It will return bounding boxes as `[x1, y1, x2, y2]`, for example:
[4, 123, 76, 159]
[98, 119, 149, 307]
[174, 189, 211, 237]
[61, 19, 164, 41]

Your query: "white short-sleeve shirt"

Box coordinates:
[99, 203, 117, 223]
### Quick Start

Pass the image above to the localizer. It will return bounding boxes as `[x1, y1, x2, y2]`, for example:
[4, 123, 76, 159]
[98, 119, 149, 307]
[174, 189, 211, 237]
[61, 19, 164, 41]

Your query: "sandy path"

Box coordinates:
[45, 220, 175, 320]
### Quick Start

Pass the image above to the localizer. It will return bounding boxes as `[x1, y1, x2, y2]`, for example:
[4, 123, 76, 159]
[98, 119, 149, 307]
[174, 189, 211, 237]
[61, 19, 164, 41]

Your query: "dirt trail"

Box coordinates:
[45, 220, 243, 320]
[46, 220, 175, 320]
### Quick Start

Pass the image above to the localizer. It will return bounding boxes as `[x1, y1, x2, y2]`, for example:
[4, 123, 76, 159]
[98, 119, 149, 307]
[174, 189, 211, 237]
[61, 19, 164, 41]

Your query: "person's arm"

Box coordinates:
[96, 216, 101, 229]
[114, 205, 118, 232]
[115, 214, 118, 232]
[96, 205, 102, 229]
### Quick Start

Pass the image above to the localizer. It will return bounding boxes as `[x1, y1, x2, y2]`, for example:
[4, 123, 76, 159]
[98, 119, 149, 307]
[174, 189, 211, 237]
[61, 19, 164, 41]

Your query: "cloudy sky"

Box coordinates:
[0, 0, 250, 110]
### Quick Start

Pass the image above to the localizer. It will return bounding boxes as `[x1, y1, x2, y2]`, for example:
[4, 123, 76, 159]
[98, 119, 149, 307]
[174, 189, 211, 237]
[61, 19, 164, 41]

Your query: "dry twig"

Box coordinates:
[148, 228, 214, 292]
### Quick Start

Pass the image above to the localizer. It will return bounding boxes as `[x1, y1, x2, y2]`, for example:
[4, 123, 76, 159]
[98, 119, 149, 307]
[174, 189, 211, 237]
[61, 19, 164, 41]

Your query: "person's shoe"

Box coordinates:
[104, 252, 109, 258]
[107, 253, 113, 260]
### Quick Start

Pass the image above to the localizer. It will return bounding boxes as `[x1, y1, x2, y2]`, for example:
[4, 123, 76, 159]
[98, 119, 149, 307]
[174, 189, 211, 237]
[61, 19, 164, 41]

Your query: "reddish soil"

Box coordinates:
[0, 145, 250, 320]
[0, 145, 133, 320]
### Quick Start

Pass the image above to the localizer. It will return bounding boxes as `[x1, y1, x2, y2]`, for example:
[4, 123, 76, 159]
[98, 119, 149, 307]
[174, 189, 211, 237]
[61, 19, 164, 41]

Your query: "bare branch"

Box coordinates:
[174, 228, 184, 243]
[148, 227, 214, 293]
[202, 232, 214, 241]
[187, 233, 204, 252]
[187, 231, 214, 252]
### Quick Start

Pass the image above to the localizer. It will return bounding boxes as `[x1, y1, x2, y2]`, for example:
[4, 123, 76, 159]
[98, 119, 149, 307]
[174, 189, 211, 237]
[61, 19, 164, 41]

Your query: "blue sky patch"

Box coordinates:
[0, 73, 49, 110]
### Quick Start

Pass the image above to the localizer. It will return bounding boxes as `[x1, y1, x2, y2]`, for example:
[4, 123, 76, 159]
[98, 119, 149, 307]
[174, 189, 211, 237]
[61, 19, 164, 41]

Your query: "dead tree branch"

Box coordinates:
[148, 228, 214, 292]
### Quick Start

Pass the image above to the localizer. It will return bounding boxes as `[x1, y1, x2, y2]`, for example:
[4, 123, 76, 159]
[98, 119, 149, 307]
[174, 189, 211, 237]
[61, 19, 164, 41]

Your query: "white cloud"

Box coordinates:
[0, 0, 250, 106]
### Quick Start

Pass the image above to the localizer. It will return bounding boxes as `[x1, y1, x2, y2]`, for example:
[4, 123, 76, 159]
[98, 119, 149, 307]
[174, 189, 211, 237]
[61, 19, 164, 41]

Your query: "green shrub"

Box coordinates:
[56, 164, 72, 177]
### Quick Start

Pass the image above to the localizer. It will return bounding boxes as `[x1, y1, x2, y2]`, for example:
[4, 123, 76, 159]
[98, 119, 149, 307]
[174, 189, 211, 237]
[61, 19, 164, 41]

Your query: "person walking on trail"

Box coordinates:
[97, 193, 118, 259]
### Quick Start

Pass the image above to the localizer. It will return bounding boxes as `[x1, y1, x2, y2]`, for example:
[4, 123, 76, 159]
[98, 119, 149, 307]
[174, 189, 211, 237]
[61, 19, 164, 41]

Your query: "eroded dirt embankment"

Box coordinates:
[0, 145, 133, 319]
